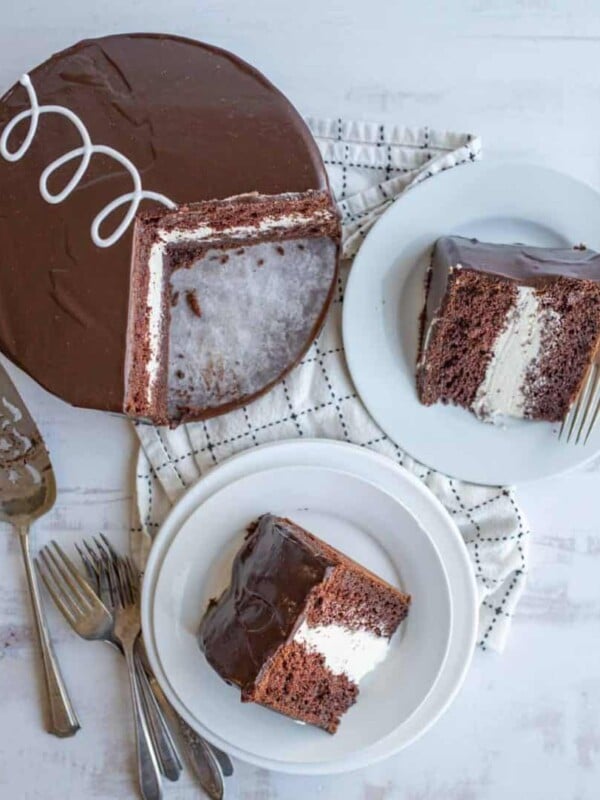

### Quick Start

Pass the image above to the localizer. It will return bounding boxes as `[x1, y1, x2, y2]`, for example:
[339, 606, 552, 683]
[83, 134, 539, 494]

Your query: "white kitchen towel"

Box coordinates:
[132, 118, 529, 653]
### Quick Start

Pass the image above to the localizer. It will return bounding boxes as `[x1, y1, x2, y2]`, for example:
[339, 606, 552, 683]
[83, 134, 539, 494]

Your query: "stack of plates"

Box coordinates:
[141, 439, 478, 774]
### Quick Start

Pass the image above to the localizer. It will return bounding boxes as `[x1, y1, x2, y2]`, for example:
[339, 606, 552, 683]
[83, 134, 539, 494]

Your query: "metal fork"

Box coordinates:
[104, 552, 165, 800]
[74, 539, 182, 785]
[559, 363, 600, 444]
[35, 542, 164, 800]
[83, 537, 229, 798]
[37, 541, 181, 784]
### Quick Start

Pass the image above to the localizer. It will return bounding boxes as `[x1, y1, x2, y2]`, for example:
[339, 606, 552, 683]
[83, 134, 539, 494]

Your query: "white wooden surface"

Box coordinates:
[1, 2, 600, 798]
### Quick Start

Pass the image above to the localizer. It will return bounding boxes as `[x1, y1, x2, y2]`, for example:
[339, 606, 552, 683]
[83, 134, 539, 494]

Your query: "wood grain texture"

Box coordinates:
[0, 1, 599, 797]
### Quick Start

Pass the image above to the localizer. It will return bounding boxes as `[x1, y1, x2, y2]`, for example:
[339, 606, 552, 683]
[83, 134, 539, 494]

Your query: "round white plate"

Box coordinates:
[141, 439, 478, 774]
[152, 466, 452, 770]
[343, 162, 600, 485]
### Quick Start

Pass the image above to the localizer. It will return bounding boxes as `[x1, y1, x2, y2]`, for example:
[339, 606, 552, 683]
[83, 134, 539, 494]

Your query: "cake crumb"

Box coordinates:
[186, 290, 202, 318]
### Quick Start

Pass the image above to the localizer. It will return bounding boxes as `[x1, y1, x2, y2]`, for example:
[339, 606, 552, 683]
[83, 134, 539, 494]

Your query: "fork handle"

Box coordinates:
[123, 643, 163, 800]
[145, 670, 226, 799]
[135, 654, 182, 782]
[18, 526, 80, 738]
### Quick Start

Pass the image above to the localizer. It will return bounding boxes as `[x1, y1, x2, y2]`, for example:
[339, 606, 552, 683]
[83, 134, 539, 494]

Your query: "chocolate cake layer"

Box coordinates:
[418, 236, 600, 422]
[126, 191, 340, 424]
[199, 514, 410, 733]
[0, 34, 327, 413]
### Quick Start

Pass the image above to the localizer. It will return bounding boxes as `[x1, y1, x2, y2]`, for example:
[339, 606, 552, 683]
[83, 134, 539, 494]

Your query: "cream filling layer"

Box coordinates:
[293, 620, 390, 684]
[472, 285, 560, 420]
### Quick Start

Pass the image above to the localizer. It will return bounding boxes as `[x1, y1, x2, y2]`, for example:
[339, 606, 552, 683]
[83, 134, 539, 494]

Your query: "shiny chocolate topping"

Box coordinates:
[437, 236, 600, 282]
[426, 235, 600, 329]
[0, 34, 327, 412]
[198, 514, 333, 691]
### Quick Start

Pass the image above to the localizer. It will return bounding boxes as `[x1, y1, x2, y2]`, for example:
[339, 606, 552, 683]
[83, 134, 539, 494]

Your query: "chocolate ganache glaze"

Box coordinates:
[425, 235, 600, 331]
[199, 514, 333, 691]
[0, 34, 327, 412]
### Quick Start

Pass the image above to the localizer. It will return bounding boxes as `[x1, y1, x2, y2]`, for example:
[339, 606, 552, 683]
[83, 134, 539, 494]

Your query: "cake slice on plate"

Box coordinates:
[198, 514, 411, 734]
[417, 235, 600, 422]
[125, 191, 340, 425]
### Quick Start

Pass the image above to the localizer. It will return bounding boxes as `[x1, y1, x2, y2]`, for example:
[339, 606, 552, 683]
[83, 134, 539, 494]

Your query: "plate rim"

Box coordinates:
[140, 438, 478, 774]
[151, 463, 454, 766]
[342, 160, 600, 485]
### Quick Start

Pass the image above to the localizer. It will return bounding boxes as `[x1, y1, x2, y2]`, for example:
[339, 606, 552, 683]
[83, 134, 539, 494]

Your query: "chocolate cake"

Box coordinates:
[126, 191, 340, 424]
[198, 514, 410, 734]
[417, 236, 600, 422]
[0, 34, 333, 422]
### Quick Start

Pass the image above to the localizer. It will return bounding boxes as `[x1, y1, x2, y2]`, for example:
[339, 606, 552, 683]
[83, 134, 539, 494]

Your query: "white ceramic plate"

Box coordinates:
[343, 162, 600, 485]
[141, 439, 478, 774]
[151, 466, 452, 769]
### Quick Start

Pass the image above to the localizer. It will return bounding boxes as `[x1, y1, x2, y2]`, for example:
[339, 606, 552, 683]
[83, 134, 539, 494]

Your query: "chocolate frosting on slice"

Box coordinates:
[198, 514, 333, 691]
[0, 34, 327, 412]
[425, 235, 600, 332]
[436, 235, 600, 282]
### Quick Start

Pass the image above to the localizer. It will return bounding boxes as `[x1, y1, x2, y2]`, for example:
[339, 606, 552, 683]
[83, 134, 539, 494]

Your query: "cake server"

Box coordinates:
[0, 362, 79, 736]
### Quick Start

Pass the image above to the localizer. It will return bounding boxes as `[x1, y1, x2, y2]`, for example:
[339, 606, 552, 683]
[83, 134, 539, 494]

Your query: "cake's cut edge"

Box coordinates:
[125, 190, 341, 426]
[244, 641, 358, 734]
[417, 236, 600, 423]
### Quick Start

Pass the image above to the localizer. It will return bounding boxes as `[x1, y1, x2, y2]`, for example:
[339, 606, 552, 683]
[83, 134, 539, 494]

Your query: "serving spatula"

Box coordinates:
[0, 361, 79, 736]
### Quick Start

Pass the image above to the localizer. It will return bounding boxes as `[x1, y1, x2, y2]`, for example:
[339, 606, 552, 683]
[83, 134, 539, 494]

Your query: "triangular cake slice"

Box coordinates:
[198, 514, 411, 734]
[125, 191, 340, 425]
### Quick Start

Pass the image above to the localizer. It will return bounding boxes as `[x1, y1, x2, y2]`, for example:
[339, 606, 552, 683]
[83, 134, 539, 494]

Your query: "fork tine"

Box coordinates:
[560, 363, 599, 444]
[125, 557, 140, 594]
[84, 540, 107, 581]
[44, 543, 93, 611]
[583, 378, 600, 444]
[50, 541, 102, 607]
[99, 533, 119, 559]
[75, 543, 98, 587]
[117, 558, 133, 606]
[36, 549, 80, 622]
[582, 366, 600, 444]
[564, 378, 589, 443]
[99, 545, 120, 609]
[574, 365, 599, 444]
[104, 552, 123, 608]
[83, 540, 113, 606]
[76, 540, 94, 570]
[93, 535, 115, 566]
[83, 538, 102, 562]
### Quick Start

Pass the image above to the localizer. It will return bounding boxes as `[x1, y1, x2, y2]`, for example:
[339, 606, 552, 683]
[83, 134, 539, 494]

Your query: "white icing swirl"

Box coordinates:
[0, 74, 176, 248]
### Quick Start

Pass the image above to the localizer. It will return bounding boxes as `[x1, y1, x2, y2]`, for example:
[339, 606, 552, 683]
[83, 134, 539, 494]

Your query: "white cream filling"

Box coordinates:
[293, 620, 390, 684]
[472, 285, 560, 420]
[143, 209, 331, 404]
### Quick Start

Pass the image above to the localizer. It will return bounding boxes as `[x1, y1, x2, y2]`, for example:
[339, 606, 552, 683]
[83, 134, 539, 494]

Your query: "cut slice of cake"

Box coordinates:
[417, 235, 600, 422]
[198, 514, 411, 734]
[125, 191, 340, 425]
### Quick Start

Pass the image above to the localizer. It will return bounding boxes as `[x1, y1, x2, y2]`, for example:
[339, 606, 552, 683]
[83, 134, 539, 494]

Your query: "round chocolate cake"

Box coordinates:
[0, 34, 335, 420]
